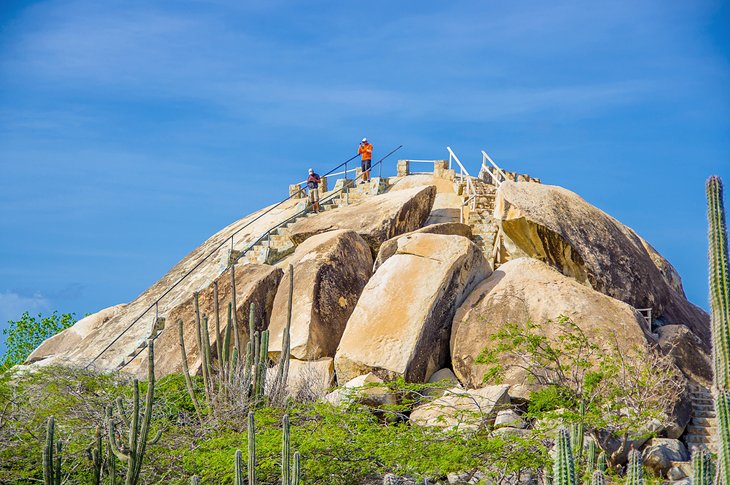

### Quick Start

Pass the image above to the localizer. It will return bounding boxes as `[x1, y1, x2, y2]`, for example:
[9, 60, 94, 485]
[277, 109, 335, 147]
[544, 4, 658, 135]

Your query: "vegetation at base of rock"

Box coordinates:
[707, 175, 730, 485]
[1, 311, 76, 370]
[0, 365, 551, 484]
[477, 315, 684, 465]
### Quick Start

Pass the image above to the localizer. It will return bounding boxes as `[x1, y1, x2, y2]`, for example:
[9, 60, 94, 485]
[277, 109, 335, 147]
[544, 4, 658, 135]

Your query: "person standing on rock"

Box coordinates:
[306, 168, 321, 213]
[358, 137, 373, 183]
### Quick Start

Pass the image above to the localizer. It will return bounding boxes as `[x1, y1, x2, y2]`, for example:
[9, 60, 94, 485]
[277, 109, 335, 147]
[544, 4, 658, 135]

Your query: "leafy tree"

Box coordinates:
[1, 311, 76, 369]
[477, 315, 684, 466]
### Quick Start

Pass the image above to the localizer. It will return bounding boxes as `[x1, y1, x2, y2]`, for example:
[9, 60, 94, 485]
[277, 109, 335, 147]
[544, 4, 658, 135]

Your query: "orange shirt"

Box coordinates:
[358, 143, 373, 161]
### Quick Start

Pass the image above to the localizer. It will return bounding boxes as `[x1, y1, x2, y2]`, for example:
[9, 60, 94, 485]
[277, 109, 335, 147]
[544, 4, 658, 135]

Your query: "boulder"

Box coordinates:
[409, 385, 510, 430]
[335, 233, 490, 383]
[284, 358, 335, 400]
[642, 438, 689, 478]
[287, 185, 436, 256]
[494, 410, 526, 429]
[130, 263, 282, 377]
[268, 230, 373, 360]
[667, 462, 692, 481]
[27, 304, 127, 364]
[24, 197, 306, 372]
[324, 373, 396, 408]
[451, 258, 649, 389]
[374, 222, 473, 270]
[494, 181, 709, 348]
[656, 324, 712, 386]
[425, 368, 462, 397]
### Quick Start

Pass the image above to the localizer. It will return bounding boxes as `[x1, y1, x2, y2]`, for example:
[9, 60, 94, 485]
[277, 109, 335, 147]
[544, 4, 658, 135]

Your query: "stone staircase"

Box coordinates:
[464, 179, 500, 262]
[236, 177, 388, 266]
[684, 384, 717, 452]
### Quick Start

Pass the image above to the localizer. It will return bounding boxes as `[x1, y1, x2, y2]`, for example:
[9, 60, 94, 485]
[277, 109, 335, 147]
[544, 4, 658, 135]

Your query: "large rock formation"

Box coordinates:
[24, 197, 307, 371]
[129, 263, 282, 377]
[374, 222, 472, 270]
[335, 233, 490, 384]
[494, 181, 709, 347]
[287, 185, 436, 255]
[268, 230, 373, 360]
[451, 257, 650, 389]
[27, 304, 127, 364]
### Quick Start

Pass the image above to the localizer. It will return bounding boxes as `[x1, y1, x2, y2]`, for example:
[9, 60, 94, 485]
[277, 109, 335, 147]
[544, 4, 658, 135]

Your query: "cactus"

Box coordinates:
[91, 425, 103, 485]
[708, 176, 730, 485]
[43, 416, 62, 485]
[248, 411, 257, 485]
[692, 448, 713, 485]
[234, 449, 244, 485]
[177, 318, 204, 421]
[189, 476, 201, 485]
[589, 470, 606, 485]
[625, 448, 643, 485]
[282, 414, 291, 485]
[571, 401, 585, 462]
[553, 428, 577, 485]
[274, 266, 294, 398]
[596, 451, 606, 473]
[107, 339, 162, 485]
[586, 438, 597, 475]
[292, 452, 301, 485]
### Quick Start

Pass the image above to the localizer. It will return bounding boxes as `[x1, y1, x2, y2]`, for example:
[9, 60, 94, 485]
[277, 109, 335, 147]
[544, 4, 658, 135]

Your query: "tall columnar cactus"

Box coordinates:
[692, 448, 713, 485]
[292, 452, 301, 485]
[590, 470, 606, 485]
[707, 176, 730, 485]
[234, 449, 244, 485]
[571, 401, 585, 462]
[597, 451, 606, 473]
[625, 448, 643, 485]
[274, 266, 294, 398]
[586, 438, 597, 475]
[107, 339, 162, 485]
[553, 428, 577, 485]
[43, 416, 62, 485]
[248, 411, 257, 485]
[91, 425, 103, 485]
[282, 414, 291, 485]
[177, 318, 204, 421]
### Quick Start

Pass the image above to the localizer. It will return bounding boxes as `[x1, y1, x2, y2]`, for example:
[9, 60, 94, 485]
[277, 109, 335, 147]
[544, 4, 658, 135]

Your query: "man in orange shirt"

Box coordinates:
[358, 138, 373, 183]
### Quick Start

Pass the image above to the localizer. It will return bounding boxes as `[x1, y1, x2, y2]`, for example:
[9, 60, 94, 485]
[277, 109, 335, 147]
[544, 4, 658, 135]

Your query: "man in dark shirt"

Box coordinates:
[307, 168, 321, 213]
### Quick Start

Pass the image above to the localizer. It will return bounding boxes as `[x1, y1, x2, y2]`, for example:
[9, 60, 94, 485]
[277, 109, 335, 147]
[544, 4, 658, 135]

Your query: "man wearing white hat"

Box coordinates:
[358, 137, 373, 183]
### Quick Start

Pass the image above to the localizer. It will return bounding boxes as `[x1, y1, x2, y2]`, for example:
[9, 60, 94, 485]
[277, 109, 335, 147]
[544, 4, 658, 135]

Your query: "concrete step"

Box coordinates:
[686, 425, 713, 436]
[692, 417, 717, 427]
[694, 403, 715, 412]
[693, 398, 714, 406]
[694, 410, 716, 419]
[685, 434, 716, 444]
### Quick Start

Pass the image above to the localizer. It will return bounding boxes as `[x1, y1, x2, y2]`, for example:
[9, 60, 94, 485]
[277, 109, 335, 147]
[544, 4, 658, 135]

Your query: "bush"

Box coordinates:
[1, 311, 76, 369]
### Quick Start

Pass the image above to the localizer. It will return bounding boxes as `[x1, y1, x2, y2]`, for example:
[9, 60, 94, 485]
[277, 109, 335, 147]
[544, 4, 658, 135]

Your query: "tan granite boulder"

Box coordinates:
[129, 263, 282, 377]
[451, 258, 649, 389]
[494, 181, 709, 348]
[374, 222, 473, 270]
[409, 385, 510, 430]
[335, 233, 490, 384]
[25, 198, 306, 372]
[27, 304, 127, 364]
[287, 185, 436, 255]
[656, 324, 712, 386]
[268, 230, 373, 360]
[324, 373, 397, 408]
[285, 358, 335, 400]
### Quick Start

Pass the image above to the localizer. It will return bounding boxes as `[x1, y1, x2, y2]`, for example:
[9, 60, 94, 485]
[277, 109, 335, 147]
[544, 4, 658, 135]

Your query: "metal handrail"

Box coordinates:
[232, 145, 403, 266]
[109, 145, 403, 371]
[294, 166, 359, 186]
[85, 151, 365, 369]
[447, 146, 477, 220]
[481, 149, 509, 186]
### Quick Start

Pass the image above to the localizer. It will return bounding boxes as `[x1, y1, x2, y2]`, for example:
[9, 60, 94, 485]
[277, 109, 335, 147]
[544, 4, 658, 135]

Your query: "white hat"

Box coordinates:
[361, 138, 368, 143]
[308, 168, 314, 173]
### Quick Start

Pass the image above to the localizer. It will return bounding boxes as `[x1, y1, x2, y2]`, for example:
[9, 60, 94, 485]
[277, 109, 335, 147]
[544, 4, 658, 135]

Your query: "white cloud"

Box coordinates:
[0, 291, 51, 324]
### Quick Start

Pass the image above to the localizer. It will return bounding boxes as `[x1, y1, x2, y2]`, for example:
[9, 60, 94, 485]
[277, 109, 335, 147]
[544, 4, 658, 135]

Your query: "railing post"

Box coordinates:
[345, 161, 348, 181]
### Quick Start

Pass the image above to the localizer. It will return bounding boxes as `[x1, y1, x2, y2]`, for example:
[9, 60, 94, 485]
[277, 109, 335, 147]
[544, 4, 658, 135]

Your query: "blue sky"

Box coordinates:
[0, 1, 728, 353]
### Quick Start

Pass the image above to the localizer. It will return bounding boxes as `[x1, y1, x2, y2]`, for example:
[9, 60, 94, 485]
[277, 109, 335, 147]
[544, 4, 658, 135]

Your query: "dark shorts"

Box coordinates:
[362, 159, 372, 172]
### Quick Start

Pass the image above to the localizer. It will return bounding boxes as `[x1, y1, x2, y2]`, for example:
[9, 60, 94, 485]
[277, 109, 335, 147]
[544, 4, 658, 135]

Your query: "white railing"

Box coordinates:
[447, 146, 478, 223]
[481, 149, 509, 186]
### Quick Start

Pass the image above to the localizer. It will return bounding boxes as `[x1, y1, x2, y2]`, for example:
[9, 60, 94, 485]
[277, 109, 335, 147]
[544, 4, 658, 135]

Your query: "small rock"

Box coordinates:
[642, 438, 689, 478]
[494, 409, 525, 429]
[410, 385, 510, 431]
[324, 373, 396, 408]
